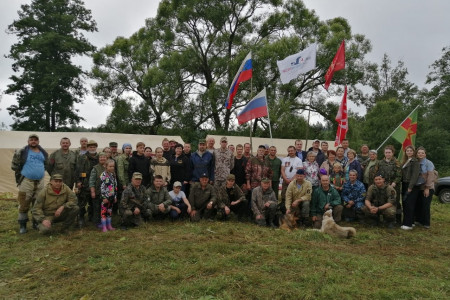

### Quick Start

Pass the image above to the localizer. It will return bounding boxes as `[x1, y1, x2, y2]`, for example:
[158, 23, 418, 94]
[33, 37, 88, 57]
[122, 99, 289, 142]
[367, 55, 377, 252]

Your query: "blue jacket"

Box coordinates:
[190, 151, 214, 182]
[342, 180, 366, 210]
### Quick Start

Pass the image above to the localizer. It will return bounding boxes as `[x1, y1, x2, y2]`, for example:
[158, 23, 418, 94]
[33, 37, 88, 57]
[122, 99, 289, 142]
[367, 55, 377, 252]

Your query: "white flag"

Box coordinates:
[277, 43, 317, 84]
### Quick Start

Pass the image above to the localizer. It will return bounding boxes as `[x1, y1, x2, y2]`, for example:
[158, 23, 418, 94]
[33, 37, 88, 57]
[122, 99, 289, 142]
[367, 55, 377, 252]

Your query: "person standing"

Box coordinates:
[266, 146, 282, 193]
[246, 145, 273, 190]
[11, 133, 49, 233]
[361, 150, 378, 190]
[206, 137, 216, 153]
[99, 160, 118, 232]
[400, 145, 421, 230]
[47, 137, 77, 189]
[128, 142, 151, 187]
[415, 147, 435, 229]
[109, 142, 119, 159]
[190, 139, 214, 183]
[150, 147, 171, 186]
[32, 174, 79, 235]
[169, 144, 191, 191]
[162, 138, 174, 160]
[243, 143, 252, 159]
[213, 137, 234, 188]
[76, 140, 99, 227]
[294, 139, 307, 162]
[89, 152, 108, 227]
[74, 137, 88, 157]
[357, 144, 370, 164]
[280, 146, 303, 211]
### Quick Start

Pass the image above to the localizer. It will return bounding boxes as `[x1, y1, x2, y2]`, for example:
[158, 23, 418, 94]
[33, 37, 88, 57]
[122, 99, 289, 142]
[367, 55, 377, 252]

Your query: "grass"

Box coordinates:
[0, 197, 449, 300]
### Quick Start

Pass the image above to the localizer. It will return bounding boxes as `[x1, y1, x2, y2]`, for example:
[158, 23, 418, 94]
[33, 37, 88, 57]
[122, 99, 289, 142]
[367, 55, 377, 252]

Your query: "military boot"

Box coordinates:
[18, 220, 28, 234]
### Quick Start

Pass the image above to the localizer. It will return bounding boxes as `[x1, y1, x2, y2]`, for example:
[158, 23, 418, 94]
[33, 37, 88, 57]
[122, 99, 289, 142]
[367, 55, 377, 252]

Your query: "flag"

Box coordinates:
[225, 52, 252, 109]
[324, 40, 345, 90]
[392, 108, 418, 160]
[334, 85, 348, 147]
[277, 43, 317, 84]
[237, 88, 268, 125]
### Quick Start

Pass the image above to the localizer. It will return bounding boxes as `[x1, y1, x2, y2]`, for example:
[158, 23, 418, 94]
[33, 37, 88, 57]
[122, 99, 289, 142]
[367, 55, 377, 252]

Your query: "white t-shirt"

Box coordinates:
[169, 190, 186, 204]
[282, 156, 303, 179]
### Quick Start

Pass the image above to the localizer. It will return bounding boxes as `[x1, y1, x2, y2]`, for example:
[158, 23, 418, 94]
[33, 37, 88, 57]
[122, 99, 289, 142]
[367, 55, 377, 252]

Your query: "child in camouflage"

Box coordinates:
[99, 159, 118, 232]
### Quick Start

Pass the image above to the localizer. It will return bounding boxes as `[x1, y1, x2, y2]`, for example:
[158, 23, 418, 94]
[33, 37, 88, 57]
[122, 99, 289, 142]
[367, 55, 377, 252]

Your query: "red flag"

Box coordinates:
[334, 85, 348, 146]
[324, 40, 345, 90]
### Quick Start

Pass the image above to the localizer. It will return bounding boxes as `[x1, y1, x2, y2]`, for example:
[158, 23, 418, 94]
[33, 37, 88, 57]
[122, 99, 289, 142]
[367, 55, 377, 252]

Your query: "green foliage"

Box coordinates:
[6, 0, 97, 131]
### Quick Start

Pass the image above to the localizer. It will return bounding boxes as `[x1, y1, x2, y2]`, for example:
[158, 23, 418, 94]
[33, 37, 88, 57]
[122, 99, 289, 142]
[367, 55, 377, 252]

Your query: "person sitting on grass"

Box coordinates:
[341, 169, 366, 222]
[285, 169, 312, 226]
[120, 172, 150, 229]
[188, 172, 217, 222]
[99, 159, 117, 232]
[169, 181, 191, 220]
[146, 175, 172, 220]
[216, 174, 247, 221]
[32, 174, 79, 235]
[361, 173, 396, 228]
[251, 177, 278, 228]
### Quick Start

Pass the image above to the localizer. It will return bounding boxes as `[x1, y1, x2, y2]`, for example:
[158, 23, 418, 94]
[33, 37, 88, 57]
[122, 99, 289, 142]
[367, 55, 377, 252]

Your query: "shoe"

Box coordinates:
[423, 225, 430, 229]
[19, 220, 28, 234]
[106, 217, 115, 231]
[400, 225, 413, 230]
[120, 225, 128, 230]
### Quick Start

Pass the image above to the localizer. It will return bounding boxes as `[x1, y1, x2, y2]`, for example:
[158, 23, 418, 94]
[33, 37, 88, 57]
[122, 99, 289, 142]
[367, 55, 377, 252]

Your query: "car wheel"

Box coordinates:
[439, 188, 450, 204]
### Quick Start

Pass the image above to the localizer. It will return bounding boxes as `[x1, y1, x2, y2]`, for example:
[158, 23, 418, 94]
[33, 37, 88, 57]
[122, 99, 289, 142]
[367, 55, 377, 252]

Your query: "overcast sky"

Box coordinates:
[1, 0, 449, 130]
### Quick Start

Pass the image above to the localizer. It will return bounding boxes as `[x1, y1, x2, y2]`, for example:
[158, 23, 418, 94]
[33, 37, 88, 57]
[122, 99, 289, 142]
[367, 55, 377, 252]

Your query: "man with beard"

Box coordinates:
[11, 133, 49, 234]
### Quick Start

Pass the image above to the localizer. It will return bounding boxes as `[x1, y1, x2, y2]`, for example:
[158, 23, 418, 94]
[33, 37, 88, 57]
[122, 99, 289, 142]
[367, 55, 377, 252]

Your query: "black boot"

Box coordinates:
[19, 220, 28, 234]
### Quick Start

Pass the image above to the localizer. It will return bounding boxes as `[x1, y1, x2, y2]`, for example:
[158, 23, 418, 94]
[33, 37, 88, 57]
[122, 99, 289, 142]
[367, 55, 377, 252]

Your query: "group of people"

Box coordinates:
[11, 134, 435, 234]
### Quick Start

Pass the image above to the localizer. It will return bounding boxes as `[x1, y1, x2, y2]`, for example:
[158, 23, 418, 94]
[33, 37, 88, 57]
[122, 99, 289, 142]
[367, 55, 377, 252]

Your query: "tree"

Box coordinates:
[6, 0, 97, 131]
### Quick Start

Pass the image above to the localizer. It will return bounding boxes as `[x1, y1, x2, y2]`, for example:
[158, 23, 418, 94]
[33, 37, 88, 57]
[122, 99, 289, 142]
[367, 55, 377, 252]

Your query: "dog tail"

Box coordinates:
[347, 227, 356, 238]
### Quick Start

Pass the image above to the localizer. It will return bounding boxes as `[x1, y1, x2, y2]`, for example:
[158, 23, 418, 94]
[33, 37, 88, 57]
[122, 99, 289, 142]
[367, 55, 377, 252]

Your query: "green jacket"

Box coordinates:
[32, 183, 78, 223]
[266, 156, 282, 182]
[89, 164, 105, 195]
[117, 153, 130, 187]
[77, 153, 99, 188]
[310, 186, 341, 217]
[366, 184, 396, 207]
[146, 185, 172, 207]
[189, 182, 216, 211]
[120, 184, 148, 212]
[47, 149, 77, 188]
[375, 159, 402, 185]
[216, 183, 246, 209]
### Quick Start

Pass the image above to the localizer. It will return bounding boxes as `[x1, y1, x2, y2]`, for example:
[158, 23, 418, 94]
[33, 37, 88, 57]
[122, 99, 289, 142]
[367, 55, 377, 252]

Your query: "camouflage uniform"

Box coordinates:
[146, 185, 172, 219]
[89, 164, 106, 225]
[245, 157, 273, 189]
[374, 159, 402, 221]
[216, 183, 247, 220]
[188, 182, 217, 222]
[120, 184, 150, 226]
[213, 148, 234, 188]
[77, 153, 99, 223]
[251, 185, 278, 226]
[47, 149, 77, 189]
[362, 184, 396, 224]
[32, 183, 79, 234]
[266, 156, 282, 192]
[11, 145, 49, 232]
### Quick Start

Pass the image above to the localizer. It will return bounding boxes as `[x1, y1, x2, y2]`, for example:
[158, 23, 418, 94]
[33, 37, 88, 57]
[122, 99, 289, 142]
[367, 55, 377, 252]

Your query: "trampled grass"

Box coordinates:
[0, 198, 449, 299]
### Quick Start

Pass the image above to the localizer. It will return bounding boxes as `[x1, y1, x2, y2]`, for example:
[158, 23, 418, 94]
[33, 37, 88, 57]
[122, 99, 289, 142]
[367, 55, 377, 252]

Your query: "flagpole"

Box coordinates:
[263, 87, 273, 144]
[249, 74, 254, 156]
[376, 105, 420, 151]
[304, 86, 314, 150]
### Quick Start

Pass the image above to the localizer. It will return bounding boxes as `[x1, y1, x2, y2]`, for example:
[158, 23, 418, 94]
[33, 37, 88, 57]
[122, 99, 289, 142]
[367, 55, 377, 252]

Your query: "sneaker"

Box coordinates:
[423, 225, 430, 229]
[400, 225, 413, 230]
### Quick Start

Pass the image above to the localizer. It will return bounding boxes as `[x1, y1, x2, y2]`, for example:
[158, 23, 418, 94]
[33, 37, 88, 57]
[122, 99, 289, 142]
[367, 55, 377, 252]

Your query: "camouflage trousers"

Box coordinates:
[37, 206, 80, 234]
[17, 177, 44, 221]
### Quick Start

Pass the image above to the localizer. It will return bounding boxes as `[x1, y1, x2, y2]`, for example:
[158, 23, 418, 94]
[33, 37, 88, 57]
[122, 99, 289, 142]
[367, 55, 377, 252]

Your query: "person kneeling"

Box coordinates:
[147, 175, 172, 220]
[251, 178, 278, 228]
[216, 174, 247, 221]
[189, 173, 217, 222]
[32, 174, 79, 234]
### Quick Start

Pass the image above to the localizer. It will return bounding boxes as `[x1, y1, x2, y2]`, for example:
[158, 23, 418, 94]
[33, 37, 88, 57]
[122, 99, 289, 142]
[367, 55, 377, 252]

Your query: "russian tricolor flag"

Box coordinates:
[237, 88, 268, 125]
[225, 52, 252, 109]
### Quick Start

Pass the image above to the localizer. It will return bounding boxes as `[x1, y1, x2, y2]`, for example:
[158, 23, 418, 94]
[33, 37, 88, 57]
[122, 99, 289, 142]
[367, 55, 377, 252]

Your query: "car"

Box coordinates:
[435, 176, 450, 204]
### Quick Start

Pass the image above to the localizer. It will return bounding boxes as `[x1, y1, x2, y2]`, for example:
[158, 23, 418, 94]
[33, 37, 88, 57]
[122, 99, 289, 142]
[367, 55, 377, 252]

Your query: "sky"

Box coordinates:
[1, 0, 449, 130]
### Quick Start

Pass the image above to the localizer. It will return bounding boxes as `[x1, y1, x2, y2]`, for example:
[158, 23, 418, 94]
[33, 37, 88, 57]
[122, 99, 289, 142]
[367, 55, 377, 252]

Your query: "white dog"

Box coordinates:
[320, 209, 356, 238]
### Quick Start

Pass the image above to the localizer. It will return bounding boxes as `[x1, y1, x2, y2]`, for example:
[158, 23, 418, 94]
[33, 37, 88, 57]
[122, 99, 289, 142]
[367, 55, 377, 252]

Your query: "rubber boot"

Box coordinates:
[19, 219, 28, 234]
[101, 218, 107, 232]
[106, 217, 115, 231]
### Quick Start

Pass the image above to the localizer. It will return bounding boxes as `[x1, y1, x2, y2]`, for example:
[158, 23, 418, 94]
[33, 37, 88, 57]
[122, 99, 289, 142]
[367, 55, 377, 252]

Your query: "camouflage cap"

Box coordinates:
[109, 142, 118, 147]
[28, 133, 39, 140]
[87, 140, 98, 147]
[220, 137, 227, 142]
[261, 177, 271, 183]
[226, 174, 235, 181]
[51, 174, 63, 180]
[198, 139, 206, 144]
[132, 172, 143, 179]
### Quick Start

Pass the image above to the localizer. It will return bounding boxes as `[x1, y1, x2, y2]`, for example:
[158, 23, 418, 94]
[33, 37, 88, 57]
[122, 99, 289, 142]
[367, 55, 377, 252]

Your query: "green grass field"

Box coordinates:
[0, 197, 449, 300]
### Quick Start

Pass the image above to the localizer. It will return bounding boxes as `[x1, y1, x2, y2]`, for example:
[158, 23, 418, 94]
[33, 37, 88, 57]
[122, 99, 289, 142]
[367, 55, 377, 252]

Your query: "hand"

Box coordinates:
[324, 203, 330, 210]
[54, 206, 64, 217]
[424, 188, 430, 197]
[190, 210, 197, 217]
[102, 198, 109, 204]
[391, 182, 396, 188]
[114, 198, 117, 203]
[346, 200, 354, 208]
[286, 209, 291, 215]
[312, 216, 317, 222]
[247, 183, 251, 190]
[134, 207, 140, 215]
[77, 182, 82, 189]
[285, 179, 291, 185]
[264, 202, 270, 208]
[224, 206, 231, 215]
[123, 185, 127, 190]
[370, 206, 378, 214]
[407, 188, 412, 193]
[42, 219, 51, 228]
[256, 214, 264, 220]
[174, 207, 181, 214]
[90, 191, 95, 199]
[158, 203, 165, 212]
[292, 199, 300, 207]
[187, 206, 192, 214]
[207, 202, 213, 210]
[230, 201, 239, 206]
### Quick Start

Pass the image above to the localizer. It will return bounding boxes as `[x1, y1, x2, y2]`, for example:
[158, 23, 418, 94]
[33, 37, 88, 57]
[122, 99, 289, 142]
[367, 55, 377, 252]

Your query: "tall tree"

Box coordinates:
[6, 0, 97, 131]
